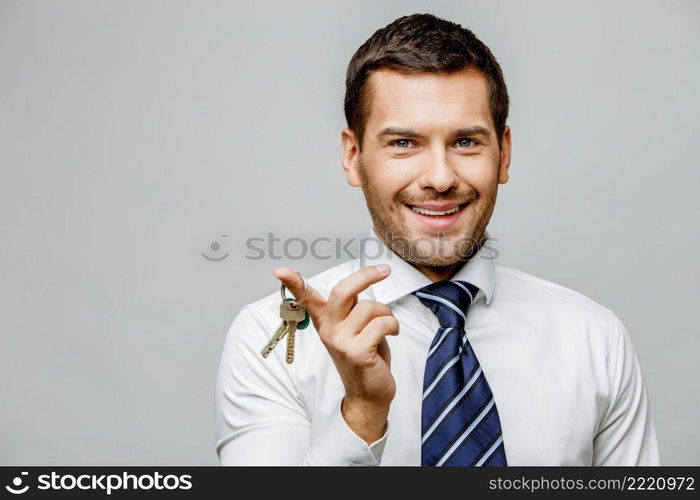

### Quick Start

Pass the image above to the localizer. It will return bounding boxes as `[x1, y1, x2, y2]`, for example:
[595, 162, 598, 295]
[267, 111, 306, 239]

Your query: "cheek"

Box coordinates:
[366, 159, 415, 198]
[461, 158, 500, 193]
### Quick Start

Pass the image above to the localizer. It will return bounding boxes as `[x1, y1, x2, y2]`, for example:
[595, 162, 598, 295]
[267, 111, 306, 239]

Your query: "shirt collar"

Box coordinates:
[360, 226, 496, 306]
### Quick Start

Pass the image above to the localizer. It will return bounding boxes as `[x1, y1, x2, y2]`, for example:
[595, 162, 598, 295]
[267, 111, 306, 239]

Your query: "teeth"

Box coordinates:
[411, 205, 461, 216]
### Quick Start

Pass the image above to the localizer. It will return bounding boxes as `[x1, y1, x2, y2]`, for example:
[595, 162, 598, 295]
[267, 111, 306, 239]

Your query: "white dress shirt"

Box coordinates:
[214, 227, 660, 465]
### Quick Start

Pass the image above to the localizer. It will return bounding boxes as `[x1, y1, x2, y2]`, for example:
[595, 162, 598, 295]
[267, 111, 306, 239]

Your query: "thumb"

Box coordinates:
[272, 267, 327, 325]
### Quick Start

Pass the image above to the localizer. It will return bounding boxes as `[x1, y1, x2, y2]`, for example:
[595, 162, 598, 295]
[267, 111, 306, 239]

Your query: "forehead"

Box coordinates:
[364, 67, 492, 132]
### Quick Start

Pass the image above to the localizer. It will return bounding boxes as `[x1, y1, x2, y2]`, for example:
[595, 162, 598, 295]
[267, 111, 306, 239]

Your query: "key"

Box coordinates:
[261, 320, 289, 358]
[287, 321, 297, 365]
[260, 299, 306, 360]
[285, 320, 296, 364]
[281, 300, 305, 364]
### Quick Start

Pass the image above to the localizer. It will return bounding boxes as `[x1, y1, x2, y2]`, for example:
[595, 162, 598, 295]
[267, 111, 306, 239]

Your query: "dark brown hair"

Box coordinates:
[344, 13, 509, 151]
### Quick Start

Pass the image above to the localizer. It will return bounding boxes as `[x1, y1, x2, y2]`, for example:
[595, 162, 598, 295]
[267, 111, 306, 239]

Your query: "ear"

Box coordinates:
[341, 127, 362, 187]
[498, 125, 512, 184]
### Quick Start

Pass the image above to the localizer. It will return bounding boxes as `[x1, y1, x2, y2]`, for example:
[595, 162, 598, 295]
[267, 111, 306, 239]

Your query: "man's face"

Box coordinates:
[341, 67, 511, 267]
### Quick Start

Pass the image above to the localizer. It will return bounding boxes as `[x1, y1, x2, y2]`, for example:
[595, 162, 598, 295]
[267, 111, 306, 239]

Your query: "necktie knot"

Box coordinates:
[412, 280, 479, 329]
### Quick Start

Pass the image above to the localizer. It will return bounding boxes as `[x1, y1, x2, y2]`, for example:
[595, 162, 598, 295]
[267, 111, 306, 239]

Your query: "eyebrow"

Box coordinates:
[376, 126, 492, 140]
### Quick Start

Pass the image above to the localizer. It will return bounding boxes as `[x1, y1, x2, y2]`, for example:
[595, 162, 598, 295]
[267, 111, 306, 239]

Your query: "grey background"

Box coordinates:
[0, 0, 698, 465]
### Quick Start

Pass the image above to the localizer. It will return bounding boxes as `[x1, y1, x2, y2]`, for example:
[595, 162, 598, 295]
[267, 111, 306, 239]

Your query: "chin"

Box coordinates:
[386, 232, 470, 267]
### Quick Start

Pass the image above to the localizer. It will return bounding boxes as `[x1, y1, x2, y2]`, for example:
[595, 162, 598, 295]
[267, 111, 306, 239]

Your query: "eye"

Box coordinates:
[389, 139, 415, 149]
[454, 138, 479, 148]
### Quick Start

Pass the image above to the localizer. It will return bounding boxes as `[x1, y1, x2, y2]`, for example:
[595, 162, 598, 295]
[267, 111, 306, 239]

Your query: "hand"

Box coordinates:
[272, 264, 399, 443]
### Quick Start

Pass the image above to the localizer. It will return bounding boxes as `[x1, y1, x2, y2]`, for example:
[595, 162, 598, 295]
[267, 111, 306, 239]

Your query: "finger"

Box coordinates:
[326, 264, 391, 322]
[355, 315, 400, 352]
[272, 267, 327, 325]
[341, 299, 393, 335]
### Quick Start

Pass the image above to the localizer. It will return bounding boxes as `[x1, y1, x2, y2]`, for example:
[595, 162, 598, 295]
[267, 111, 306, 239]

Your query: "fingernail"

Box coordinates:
[376, 264, 390, 274]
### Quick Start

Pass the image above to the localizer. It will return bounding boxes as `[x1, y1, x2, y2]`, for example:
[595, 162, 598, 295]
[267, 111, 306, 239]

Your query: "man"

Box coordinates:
[214, 13, 659, 466]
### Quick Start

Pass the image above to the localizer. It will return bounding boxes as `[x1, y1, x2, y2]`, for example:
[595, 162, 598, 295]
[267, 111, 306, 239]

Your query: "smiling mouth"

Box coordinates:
[406, 202, 469, 216]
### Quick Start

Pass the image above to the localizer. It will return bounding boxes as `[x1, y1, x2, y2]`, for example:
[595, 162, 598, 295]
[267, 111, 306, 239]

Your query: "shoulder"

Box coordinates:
[491, 262, 630, 390]
[492, 262, 620, 334]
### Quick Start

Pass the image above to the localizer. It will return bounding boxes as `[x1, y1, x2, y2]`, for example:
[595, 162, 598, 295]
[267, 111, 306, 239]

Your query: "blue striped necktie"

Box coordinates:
[413, 279, 507, 466]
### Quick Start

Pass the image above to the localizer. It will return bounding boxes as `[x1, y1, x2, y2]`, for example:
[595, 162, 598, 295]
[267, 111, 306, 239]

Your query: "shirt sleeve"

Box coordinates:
[592, 312, 660, 465]
[215, 304, 389, 465]
[303, 398, 389, 465]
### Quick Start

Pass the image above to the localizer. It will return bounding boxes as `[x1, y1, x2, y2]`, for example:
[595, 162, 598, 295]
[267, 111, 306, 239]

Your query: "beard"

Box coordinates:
[357, 158, 496, 267]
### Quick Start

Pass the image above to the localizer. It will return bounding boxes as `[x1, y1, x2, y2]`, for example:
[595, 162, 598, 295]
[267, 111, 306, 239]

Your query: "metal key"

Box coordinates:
[285, 321, 296, 364]
[260, 299, 306, 360]
[282, 300, 305, 364]
[260, 320, 289, 358]
[261, 272, 309, 362]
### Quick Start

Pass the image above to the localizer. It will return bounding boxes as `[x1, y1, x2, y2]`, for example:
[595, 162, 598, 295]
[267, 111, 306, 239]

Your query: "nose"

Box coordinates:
[417, 149, 459, 192]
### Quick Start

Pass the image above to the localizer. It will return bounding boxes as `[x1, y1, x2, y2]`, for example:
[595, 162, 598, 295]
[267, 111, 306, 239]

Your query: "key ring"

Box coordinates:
[280, 272, 307, 305]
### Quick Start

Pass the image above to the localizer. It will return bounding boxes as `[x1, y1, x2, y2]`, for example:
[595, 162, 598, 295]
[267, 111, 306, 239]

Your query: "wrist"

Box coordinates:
[341, 396, 391, 444]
